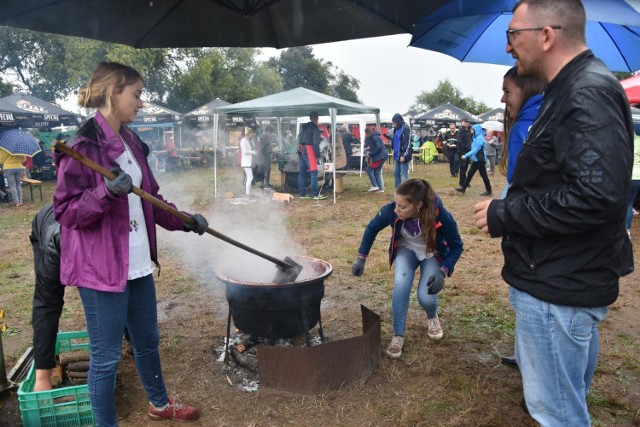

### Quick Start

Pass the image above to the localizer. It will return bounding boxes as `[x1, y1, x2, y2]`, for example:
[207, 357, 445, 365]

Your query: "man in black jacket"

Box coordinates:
[473, 1, 633, 425]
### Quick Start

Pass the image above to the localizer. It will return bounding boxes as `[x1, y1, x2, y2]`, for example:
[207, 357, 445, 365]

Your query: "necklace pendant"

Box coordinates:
[128, 160, 132, 164]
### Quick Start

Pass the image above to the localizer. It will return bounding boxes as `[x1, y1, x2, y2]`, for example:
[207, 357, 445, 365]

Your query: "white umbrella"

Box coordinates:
[481, 120, 504, 132]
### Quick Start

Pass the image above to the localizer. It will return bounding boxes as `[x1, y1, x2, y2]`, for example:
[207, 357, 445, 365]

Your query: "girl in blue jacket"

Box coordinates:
[352, 178, 463, 358]
[499, 67, 546, 191]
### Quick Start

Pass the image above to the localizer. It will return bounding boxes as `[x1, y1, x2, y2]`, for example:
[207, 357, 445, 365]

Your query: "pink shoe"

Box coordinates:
[148, 397, 200, 422]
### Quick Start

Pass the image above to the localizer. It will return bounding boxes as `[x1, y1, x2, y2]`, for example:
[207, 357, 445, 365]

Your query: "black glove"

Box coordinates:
[352, 257, 366, 276]
[427, 268, 446, 294]
[105, 167, 133, 197]
[185, 214, 208, 235]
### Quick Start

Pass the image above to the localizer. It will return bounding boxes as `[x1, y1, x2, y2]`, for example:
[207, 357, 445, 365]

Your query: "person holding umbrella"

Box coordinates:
[0, 149, 25, 206]
[474, 1, 634, 425]
[53, 62, 207, 425]
[0, 128, 37, 206]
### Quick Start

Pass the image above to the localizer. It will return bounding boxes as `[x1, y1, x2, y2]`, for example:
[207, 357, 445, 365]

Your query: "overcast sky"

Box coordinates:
[264, 33, 512, 115]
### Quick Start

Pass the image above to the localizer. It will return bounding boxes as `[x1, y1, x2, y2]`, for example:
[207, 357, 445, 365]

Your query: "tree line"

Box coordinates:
[0, 26, 540, 116]
[0, 27, 361, 114]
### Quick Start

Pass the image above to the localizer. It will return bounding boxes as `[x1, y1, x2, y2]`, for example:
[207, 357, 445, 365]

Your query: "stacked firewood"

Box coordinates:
[50, 349, 91, 387]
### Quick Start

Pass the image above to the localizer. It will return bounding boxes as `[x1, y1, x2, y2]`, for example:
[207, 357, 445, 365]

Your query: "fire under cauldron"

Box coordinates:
[216, 256, 333, 347]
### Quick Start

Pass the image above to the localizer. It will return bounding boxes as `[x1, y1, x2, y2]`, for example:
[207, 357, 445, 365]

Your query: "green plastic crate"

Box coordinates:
[18, 331, 95, 427]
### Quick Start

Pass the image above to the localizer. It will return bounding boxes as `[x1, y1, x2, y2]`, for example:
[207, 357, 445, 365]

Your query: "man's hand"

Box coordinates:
[399, 156, 405, 163]
[474, 199, 492, 234]
[185, 214, 208, 235]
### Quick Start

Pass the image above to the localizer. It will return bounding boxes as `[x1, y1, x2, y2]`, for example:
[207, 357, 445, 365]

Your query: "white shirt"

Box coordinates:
[115, 138, 154, 279]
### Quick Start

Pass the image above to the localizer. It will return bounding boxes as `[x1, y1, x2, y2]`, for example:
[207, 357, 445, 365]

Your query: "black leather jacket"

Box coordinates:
[487, 50, 634, 307]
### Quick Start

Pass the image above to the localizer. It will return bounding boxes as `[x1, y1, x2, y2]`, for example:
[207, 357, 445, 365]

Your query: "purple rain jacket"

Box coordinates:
[53, 111, 189, 292]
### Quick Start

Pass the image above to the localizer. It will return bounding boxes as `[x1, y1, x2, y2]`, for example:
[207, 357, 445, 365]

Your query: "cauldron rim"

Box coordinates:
[215, 255, 333, 288]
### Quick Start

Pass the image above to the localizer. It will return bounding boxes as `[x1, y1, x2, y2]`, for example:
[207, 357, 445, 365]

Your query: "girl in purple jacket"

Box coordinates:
[53, 62, 206, 425]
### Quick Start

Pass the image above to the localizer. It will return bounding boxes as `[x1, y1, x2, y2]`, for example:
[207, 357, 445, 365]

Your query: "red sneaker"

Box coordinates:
[148, 397, 200, 422]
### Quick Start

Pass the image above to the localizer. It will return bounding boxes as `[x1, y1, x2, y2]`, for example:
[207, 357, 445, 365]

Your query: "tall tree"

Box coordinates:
[0, 27, 69, 102]
[166, 48, 282, 113]
[267, 46, 331, 93]
[329, 70, 361, 103]
[411, 79, 489, 115]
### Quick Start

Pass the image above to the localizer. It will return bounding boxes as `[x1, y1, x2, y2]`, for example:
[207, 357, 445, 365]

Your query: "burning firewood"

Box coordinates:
[230, 347, 258, 373]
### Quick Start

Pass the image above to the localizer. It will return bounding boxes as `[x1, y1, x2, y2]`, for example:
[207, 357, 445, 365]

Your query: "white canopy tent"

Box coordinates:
[217, 88, 381, 203]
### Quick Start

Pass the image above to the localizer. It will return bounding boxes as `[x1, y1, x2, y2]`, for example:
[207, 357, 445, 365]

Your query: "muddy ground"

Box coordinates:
[1, 161, 639, 426]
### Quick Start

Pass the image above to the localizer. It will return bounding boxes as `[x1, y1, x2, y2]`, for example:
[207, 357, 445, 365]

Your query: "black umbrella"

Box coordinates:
[0, 0, 449, 49]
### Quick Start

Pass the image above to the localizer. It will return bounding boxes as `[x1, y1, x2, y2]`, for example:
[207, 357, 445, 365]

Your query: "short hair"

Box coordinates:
[514, 0, 586, 46]
[310, 111, 319, 118]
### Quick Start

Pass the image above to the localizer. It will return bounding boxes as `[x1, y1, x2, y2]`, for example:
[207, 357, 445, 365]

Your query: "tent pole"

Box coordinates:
[213, 113, 219, 198]
[330, 108, 337, 204]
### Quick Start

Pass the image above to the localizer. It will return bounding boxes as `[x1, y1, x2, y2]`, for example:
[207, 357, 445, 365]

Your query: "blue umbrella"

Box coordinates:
[409, 0, 640, 72]
[0, 128, 41, 156]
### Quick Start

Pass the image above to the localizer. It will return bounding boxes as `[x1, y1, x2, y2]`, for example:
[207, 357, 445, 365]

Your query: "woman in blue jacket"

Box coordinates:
[499, 67, 546, 195]
[351, 178, 463, 359]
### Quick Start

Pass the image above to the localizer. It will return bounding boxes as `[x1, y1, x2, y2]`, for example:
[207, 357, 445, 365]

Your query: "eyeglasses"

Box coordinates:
[506, 25, 562, 44]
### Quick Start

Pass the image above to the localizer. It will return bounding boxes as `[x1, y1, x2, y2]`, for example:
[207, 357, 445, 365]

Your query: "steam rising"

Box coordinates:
[154, 174, 306, 294]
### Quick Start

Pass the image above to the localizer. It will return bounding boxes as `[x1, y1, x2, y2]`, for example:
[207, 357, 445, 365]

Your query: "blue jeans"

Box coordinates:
[393, 160, 409, 189]
[79, 275, 168, 427]
[298, 155, 319, 197]
[509, 287, 608, 426]
[392, 246, 440, 336]
[366, 163, 384, 189]
[4, 168, 23, 203]
[626, 179, 640, 229]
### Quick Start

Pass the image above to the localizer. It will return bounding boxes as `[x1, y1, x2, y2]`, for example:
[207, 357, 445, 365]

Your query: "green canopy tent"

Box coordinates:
[217, 87, 380, 203]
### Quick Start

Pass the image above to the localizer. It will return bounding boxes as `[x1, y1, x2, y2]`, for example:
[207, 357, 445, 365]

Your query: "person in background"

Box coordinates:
[443, 123, 459, 177]
[456, 124, 492, 196]
[484, 129, 500, 176]
[0, 148, 26, 206]
[337, 124, 354, 158]
[364, 126, 388, 193]
[162, 137, 178, 172]
[391, 113, 412, 188]
[54, 62, 208, 425]
[257, 126, 275, 189]
[240, 127, 256, 196]
[627, 127, 640, 234]
[297, 111, 326, 200]
[30, 204, 63, 391]
[498, 66, 546, 196]
[352, 178, 463, 359]
[474, 1, 633, 424]
[456, 119, 473, 188]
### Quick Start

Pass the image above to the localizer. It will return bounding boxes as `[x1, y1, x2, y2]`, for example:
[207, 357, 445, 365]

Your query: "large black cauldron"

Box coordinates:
[217, 256, 333, 338]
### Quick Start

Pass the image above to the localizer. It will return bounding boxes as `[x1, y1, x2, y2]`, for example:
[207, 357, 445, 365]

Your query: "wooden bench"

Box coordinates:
[21, 177, 43, 201]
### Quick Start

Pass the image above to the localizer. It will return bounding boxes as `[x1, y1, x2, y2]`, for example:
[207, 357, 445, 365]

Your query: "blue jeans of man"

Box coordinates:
[79, 274, 168, 427]
[393, 160, 409, 189]
[298, 155, 319, 197]
[509, 287, 608, 427]
[392, 246, 440, 336]
[366, 163, 384, 190]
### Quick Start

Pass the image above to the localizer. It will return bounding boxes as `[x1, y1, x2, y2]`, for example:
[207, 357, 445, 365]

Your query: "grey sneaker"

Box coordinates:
[300, 195, 312, 200]
[312, 194, 327, 200]
[427, 315, 443, 340]
[386, 336, 404, 358]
